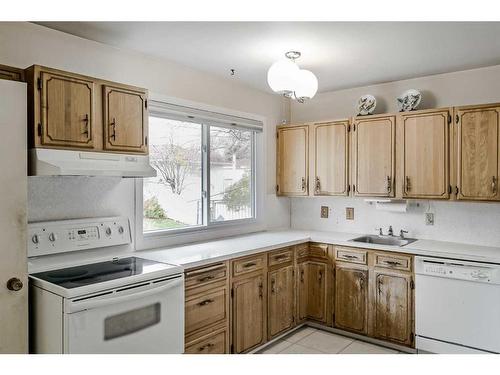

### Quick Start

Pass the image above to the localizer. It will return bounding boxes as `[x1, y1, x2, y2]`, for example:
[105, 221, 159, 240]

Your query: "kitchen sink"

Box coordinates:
[349, 234, 417, 247]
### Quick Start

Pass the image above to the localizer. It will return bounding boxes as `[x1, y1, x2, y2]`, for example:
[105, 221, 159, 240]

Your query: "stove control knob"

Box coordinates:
[105, 227, 112, 236]
[118, 226, 124, 234]
[48, 232, 58, 242]
[32, 234, 40, 244]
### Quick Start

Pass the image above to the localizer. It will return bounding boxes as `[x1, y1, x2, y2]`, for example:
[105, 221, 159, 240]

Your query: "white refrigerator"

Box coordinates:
[0, 79, 28, 353]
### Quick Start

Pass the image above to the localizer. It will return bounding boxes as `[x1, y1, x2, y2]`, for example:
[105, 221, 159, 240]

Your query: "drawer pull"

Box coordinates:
[384, 260, 402, 267]
[273, 254, 289, 261]
[198, 299, 215, 306]
[197, 275, 215, 282]
[342, 254, 358, 259]
[198, 343, 214, 352]
[243, 262, 257, 268]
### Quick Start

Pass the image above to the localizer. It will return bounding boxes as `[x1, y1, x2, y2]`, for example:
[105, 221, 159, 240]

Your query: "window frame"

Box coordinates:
[135, 94, 264, 250]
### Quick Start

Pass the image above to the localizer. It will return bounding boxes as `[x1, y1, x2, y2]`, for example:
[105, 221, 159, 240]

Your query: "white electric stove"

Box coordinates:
[28, 217, 184, 354]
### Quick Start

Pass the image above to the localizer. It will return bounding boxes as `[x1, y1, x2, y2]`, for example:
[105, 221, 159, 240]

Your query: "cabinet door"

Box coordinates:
[232, 275, 265, 353]
[268, 266, 295, 338]
[297, 263, 308, 321]
[352, 116, 395, 197]
[40, 71, 94, 148]
[456, 105, 500, 201]
[306, 262, 327, 323]
[103, 85, 148, 153]
[401, 109, 450, 199]
[373, 271, 413, 346]
[313, 121, 349, 195]
[334, 264, 368, 334]
[277, 126, 309, 196]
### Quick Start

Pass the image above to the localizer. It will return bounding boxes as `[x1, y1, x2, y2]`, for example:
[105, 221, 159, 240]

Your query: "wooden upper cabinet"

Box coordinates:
[232, 274, 265, 353]
[0, 64, 25, 82]
[277, 125, 309, 196]
[268, 265, 295, 338]
[334, 264, 368, 335]
[400, 109, 451, 199]
[40, 70, 94, 149]
[103, 85, 148, 154]
[373, 270, 413, 346]
[312, 121, 349, 195]
[455, 104, 500, 201]
[352, 115, 395, 197]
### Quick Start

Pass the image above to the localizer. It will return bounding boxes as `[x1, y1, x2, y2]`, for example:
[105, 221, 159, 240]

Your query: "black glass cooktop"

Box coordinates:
[31, 257, 170, 289]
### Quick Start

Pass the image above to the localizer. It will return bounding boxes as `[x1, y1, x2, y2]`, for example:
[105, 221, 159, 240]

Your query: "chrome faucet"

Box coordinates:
[387, 225, 393, 236]
[375, 227, 383, 236]
[399, 229, 409, 239]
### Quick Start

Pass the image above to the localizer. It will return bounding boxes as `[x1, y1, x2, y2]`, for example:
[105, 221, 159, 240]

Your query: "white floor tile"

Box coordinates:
[340, 340, 399, 354]
[279, 343, 324, 354]
[296, 331, 354, 354]
[283, 327, 317, 343]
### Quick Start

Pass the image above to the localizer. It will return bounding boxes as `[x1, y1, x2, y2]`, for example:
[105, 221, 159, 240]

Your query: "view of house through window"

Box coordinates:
[144, 112, 255, 233]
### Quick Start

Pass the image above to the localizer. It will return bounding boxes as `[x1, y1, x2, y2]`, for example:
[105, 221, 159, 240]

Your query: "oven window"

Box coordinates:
[104, 303, 161, 340]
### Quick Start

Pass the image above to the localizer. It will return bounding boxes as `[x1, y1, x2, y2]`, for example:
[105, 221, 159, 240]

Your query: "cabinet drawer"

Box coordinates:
[232, 254, 265, 277]
[309, 243, 329, 259]
[185, 263, 227, 290]
[296, 243, 309, 260]
[185, 328, 227, 354]
[268, 247, 293, 267]
[185, 288, 227, 334]
[374, 252, 412, 272]
[335, 247, 367, 264]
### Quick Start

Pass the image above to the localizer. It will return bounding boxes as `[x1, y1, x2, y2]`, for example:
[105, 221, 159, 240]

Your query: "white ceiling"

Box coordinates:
[38, 22, 500, 93]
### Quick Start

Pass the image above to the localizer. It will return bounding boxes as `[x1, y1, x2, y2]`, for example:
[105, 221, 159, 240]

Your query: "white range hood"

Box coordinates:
[29, 148, 157, 177]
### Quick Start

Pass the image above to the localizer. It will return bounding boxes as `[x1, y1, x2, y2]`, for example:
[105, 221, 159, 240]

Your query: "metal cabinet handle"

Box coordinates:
[315, 176, 321, 194]
[300, 269, 304, 283]
[274, 254, 288, 261]
[258, 282, 263, 299]
[492, 176, 497, 193]
[198, 298, 215, 306]
[318, 270, 323, 284]
[342, 254, 357, 259]
[110, 117, 116, 140]
[405, 176, 411, 193]
[386, 176, 392, 193]
[271, 278, 276, 294]
[377, 278, 383, 295]
[198, 343, 214, 352]
[6, 277, 23, 291]
[82, 114, 89, 135]
[384, 260, 402, 267]
[198, 275, 215, 282]
[301, 177, 307, 192]
[243, 262, 256, 268]
[357, 273, 365, 290]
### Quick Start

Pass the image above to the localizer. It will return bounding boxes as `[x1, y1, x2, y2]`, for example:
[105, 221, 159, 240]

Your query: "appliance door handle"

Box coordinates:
[66, 276, 183, 313]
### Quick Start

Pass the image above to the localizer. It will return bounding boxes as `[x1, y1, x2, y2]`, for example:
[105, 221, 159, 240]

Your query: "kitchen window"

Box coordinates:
[142, 101, 260, 235]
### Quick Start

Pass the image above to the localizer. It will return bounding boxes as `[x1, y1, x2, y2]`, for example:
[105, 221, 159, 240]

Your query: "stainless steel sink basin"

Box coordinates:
[349, 235, 417, 247]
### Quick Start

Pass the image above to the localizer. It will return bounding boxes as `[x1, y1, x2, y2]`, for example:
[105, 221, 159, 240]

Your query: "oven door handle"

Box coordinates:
[66, 276, 183, 313]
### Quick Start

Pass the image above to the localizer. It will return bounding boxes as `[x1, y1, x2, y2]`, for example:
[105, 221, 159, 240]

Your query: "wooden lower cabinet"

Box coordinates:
[372, 270, 414, 346]
[334, 263, 368, 335]
[268, 265, 295, 338]
[297, 260, 328, 324]
[185, 326, 228, 354]
[232, 274, 266, 353]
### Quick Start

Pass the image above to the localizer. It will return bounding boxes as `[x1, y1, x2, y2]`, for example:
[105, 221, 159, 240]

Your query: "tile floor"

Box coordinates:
[257, 326, 405, 354]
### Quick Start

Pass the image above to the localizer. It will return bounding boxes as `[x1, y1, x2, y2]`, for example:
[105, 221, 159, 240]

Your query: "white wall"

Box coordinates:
[0, 22, 291, 250]
[290, 65, 500, 248]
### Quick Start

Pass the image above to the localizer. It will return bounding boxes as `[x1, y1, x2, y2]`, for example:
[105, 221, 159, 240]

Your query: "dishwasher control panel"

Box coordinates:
[416, 256, 500, 284]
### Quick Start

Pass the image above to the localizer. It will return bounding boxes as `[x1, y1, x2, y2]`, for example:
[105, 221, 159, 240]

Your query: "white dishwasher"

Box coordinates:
[415, 256, 500, 354]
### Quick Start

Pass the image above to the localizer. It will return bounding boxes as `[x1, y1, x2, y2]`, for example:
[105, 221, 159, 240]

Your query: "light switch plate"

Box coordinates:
[320, 206, 329, 218]
[425, 212, 434, 225]
[346, 207, 354, 220]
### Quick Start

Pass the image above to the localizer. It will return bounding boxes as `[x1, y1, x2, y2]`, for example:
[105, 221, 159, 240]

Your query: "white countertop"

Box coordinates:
[139, 229, 500, 269]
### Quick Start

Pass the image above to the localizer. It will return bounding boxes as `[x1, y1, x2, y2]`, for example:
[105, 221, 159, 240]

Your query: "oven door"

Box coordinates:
[64, 275, 184, 354]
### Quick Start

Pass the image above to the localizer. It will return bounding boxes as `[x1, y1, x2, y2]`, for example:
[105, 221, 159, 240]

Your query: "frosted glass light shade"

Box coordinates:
[267, 59, 299, 94]
[294, 69, 318, 100]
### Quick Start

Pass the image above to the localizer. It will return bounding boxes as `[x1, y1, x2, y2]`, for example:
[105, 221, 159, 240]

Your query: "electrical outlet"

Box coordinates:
[320, 206, 329, 218]
[425, 212, 434, 226]
[346, 207, 354, 220]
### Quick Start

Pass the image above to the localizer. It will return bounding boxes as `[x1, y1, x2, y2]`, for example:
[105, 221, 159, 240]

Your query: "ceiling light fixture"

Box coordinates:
[267, 51, 318, 103]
